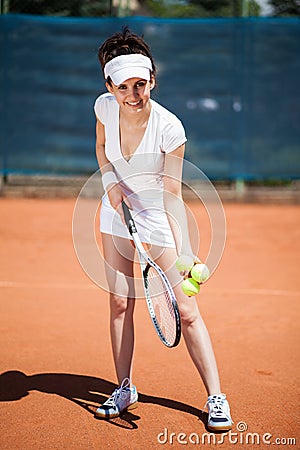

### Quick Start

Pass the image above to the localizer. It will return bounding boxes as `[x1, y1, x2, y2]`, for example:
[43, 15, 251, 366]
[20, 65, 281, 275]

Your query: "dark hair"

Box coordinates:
[98, 27, 156, 85]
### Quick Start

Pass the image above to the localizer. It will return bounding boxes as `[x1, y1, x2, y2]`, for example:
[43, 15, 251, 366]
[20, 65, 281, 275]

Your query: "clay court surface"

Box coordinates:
[0, 197, 299, 449]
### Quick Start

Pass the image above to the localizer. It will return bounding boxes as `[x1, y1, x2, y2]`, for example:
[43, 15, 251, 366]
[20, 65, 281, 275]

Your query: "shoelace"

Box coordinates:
[203, 395, 231, 421]
[105, 378, 131, 407]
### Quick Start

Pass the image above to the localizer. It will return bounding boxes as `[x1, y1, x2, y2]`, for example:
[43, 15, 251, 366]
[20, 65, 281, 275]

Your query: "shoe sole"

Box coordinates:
[207, 424, 233, 432]
[95, 401, 138, 419]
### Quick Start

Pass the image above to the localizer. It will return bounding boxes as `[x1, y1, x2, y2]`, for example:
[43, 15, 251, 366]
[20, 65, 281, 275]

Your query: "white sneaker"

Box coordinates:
[95, 378, 138, 419]
[204, 393, 233, 431]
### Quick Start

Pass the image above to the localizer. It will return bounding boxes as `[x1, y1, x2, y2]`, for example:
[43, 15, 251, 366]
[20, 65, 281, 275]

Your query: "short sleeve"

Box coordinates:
[94, 93, 115, 125]
[161, 118, 187, 154]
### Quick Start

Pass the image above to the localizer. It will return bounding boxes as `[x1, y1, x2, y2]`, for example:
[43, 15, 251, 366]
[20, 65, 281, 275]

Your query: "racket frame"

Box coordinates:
[122, 201, 181, 348]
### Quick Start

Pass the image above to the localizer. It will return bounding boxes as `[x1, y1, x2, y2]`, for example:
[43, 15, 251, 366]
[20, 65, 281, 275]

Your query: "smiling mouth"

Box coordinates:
[126, 100, 142, 107]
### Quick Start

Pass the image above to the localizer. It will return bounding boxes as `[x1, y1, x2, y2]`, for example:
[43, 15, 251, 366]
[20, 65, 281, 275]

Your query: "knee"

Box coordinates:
[179, 302, 199, 328]
[106, 266, 135, 300]
[110, 294, 130, 317]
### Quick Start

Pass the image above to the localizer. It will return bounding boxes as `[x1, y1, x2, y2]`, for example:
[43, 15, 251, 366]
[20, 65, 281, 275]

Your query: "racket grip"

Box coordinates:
[122, 201, 137, 234]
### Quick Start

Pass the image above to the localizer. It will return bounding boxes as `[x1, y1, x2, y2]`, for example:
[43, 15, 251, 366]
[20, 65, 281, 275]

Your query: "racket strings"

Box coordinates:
[145, 266, 177, 345]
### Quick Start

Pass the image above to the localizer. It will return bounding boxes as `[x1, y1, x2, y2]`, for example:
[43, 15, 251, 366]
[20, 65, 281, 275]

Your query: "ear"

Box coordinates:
[106, 81, 114, 94]
[150, 77, 156, 90]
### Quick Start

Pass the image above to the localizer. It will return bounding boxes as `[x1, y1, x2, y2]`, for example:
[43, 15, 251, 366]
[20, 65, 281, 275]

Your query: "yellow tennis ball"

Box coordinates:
[191, 263, 210, 283]
[181, 278, 200, 297]
[176, 254, 194, 272]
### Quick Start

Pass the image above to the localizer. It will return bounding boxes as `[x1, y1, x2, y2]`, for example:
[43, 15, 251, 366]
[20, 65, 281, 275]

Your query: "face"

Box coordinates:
[106, 77, 155, 114]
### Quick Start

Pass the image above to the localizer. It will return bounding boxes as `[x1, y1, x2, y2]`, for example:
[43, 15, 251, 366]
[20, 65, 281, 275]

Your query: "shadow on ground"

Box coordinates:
[0, 371, 208, 430]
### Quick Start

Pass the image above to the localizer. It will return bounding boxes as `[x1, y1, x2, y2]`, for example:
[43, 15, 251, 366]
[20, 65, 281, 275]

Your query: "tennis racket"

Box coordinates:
[122, 201, 181, 348]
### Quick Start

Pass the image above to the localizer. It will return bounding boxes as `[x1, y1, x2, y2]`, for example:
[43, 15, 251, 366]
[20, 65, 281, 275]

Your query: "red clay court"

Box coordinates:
[0, 197, 299, 449]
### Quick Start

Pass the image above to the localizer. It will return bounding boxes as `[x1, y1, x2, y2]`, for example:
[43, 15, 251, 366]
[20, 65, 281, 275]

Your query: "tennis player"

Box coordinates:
[94, 27, 233, 431]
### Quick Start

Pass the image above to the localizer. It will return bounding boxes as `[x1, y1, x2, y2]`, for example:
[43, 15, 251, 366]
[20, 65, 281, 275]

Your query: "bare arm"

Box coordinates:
[163, 144, 194, 260]
[95, 118, 126, 218]
[96, 117, 115, 174]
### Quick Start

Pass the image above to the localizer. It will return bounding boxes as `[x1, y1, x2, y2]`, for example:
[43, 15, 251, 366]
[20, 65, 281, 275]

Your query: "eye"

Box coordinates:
[136, 81, 146, 88]
[118, 84, 127, 90]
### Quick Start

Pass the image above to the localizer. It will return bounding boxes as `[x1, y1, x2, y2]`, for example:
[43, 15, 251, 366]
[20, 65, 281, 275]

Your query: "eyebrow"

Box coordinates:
[118, 79, 147, 87]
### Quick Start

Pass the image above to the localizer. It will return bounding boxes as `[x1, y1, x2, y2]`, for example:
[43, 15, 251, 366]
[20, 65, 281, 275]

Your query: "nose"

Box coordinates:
[127, 86, 139, 99]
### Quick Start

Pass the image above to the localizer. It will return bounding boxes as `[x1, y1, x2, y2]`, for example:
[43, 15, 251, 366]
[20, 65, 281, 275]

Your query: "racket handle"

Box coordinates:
[122, 201, 137, 234]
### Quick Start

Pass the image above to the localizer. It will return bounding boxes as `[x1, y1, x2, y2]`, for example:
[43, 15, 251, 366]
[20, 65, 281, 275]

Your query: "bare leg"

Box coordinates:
[176, 296, 221, 395]
[152, 245, 221, 396]
[102, 233, 136, 385]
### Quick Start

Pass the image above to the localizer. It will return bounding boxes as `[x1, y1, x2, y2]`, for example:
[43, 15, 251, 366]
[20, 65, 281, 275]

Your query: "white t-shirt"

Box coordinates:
[94, 93, 187, 247]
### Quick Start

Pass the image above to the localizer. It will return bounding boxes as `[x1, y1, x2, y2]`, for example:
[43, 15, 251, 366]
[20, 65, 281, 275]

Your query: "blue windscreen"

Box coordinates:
[1, 15, 299, 179]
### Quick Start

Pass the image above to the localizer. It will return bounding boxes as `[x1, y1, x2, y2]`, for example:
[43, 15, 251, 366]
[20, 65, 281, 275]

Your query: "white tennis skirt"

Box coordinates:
[100, 191, 176, 248]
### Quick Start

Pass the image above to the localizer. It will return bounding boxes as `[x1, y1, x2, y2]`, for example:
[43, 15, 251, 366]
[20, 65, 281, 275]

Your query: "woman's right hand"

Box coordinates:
[107, 183, 127, 224]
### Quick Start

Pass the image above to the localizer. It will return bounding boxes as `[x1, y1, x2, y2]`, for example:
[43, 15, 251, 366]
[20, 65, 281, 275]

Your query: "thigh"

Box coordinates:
[149, 245, 180, 287]
[102, 233, 136, 298]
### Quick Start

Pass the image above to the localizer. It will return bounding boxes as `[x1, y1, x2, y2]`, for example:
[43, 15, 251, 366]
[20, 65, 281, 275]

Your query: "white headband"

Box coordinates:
[104, 54, 153, 85]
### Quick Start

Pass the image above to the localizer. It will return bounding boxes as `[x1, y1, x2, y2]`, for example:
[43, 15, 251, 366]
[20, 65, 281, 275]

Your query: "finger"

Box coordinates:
[180, 270, 189, 279]
[120, 197, 133, 225]
[116, 201, 126, 224]
[122, 197, 132, 210]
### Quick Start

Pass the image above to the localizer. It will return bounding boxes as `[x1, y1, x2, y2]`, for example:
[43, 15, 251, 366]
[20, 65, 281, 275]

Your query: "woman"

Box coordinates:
[94, 27, 233, 432]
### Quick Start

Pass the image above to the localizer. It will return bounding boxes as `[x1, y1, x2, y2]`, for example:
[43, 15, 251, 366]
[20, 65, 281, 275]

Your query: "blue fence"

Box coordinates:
[1, 15, 300, 180]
